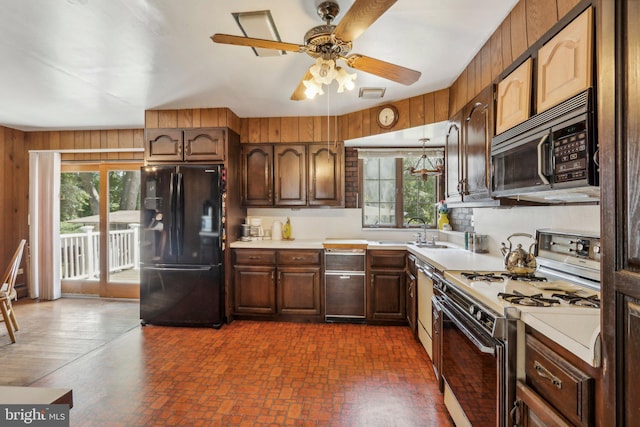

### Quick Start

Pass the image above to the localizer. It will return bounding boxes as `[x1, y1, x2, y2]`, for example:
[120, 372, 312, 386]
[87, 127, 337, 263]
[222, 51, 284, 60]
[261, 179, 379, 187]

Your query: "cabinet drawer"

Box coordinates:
[277, 250, 321, 266]
[325, 252, 365, 271]
[368, 250, 406, 269]
[525, 334, 594, 426]
[234, 250, 276, 265]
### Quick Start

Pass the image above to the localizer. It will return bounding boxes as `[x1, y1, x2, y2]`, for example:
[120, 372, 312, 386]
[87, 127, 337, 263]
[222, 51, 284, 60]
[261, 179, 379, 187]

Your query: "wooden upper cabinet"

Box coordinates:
[445, 111, 463, 203]
[308, 143, 343, 207]
[183, 128, 225, 162]
[145, 128, 227, 163]
[274, 145, 306, 206]
[537, 7, 593, 113]
[242, 144, 273, 206]
[462, 86, 493, 201]
[145, 129, 183, 162]
[496, 58, 532, 135]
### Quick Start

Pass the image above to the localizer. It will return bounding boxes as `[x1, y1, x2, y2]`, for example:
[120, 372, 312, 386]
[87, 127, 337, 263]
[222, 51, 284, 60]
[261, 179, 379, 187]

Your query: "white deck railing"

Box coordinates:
[60, 225, 140, 280]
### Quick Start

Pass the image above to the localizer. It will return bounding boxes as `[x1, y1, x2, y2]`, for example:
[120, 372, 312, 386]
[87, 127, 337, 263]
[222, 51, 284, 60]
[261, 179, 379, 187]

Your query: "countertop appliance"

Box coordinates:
[324, 247, 366, 322]
[140, 165, 225, 328]
[437, 229, 601, 427]
[491, 88, 599, 203]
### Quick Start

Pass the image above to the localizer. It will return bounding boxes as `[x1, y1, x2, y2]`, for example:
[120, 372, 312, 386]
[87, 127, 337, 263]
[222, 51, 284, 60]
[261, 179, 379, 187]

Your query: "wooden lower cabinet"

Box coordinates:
[367, 250, 407, 324]
[233, 265, 276, 314]
[277, 267, 321, 316]
[232, 249, 323, 321]
[515, 328, 597, 427]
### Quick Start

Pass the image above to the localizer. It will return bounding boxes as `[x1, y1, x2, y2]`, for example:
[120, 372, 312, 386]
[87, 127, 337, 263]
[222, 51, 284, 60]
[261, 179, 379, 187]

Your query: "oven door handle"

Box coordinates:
[440, 302, 496, 355]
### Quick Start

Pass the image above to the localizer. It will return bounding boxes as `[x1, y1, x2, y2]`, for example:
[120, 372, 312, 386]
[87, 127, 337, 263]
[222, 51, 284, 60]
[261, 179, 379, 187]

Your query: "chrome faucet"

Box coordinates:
[407, 217, 427, 243]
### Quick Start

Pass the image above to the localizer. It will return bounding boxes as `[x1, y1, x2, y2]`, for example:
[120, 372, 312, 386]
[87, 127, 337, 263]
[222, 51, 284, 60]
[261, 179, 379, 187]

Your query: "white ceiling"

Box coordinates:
[0, 0, 517, 132]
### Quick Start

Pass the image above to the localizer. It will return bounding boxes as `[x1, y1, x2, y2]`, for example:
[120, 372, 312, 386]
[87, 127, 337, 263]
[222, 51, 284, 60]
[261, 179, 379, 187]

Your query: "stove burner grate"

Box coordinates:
[501, 273, 548, 282]
[461, 272, 505, 282]
[498, 291, 560, 307]
[551, 292, 601, 308]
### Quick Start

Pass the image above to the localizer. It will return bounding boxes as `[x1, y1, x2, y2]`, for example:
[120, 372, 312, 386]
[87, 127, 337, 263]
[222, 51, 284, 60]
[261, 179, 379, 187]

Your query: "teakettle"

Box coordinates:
[500, 233, 537, 275]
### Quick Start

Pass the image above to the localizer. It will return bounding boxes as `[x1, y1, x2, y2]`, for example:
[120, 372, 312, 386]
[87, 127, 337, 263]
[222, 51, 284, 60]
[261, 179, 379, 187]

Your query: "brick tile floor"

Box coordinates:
[33, 321, 454, 426]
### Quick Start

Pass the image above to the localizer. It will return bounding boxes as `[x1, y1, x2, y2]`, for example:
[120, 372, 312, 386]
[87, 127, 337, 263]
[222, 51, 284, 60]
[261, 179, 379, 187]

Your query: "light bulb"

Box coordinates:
[303, 78, 324, 99]
[335, 66, 357, 93]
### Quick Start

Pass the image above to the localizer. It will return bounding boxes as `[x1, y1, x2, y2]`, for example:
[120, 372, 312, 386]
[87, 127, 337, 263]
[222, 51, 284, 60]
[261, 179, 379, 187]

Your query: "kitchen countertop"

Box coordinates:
[229, 237, 600, 366]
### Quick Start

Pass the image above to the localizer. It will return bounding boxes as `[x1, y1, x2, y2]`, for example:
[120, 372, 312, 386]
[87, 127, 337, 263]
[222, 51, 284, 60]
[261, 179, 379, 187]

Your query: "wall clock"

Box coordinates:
[377, 105, 399, 129]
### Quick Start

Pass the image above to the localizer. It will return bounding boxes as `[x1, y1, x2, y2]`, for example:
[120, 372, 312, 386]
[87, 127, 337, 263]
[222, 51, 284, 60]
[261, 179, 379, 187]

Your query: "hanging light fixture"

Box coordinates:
[304, 57, 357, 99]
[407, 138, 444, 180]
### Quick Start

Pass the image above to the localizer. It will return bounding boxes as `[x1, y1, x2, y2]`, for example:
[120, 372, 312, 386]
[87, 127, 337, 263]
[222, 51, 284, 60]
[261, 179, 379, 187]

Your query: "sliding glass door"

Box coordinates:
[60, 163, 142, 298]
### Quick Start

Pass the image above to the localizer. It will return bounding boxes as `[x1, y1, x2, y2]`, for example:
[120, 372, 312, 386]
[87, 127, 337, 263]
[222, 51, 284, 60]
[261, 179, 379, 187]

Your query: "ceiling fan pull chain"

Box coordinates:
[327, 88, 331, 161]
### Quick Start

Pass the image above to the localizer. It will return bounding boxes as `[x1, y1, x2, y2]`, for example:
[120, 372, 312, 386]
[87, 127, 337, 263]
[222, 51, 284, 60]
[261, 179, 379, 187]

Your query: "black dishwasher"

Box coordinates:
[324, 248, 366, 322]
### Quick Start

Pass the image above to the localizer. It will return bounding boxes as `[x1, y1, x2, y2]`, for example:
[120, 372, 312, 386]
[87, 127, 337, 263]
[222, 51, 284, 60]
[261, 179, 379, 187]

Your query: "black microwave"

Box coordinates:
[491, 88, 599, 203]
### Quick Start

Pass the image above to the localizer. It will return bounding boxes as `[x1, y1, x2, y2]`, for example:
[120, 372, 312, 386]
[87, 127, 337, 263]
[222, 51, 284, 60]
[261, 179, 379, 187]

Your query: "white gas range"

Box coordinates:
[435, 230, 601, 427]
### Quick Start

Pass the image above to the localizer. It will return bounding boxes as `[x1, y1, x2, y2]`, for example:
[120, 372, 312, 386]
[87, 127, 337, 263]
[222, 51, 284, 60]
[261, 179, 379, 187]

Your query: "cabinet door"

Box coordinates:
[277, 266, 321, 315]
[406, 270, 417, 337]
[367, 270, 406, 322]
[462, 86, 493, 201]
[516, 381, 573, 427]
[537, 7, 593, 113]
[274, 145, 306, 206]
[183, 128, 225, 162]
[601, 0, 640, 423]
[308, 143, 343, 206]
[242, 145, 273, 206]
[444, 112, 463, 203]
[496, 58, 532, 135]
[145, 129, 183, 162]
[233, 265, 276, 314]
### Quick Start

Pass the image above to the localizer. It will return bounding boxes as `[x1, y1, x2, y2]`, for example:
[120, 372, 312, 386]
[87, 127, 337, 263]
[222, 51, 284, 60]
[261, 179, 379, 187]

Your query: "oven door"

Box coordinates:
[492, 127, 552, 197]
[440, 297, 507, 427]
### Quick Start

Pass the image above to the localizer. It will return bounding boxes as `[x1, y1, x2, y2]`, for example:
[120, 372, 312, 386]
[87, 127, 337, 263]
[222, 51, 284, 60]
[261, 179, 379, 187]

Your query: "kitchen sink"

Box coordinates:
[375, 240, 449, 249]
[411, 242, 449, 249]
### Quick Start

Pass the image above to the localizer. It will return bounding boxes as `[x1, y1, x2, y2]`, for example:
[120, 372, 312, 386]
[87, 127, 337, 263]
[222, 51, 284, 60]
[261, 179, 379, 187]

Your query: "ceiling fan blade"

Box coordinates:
[211, 34, 303, 53]
[290, 70, 314, 101]
[345, 54, 421, 85]
[334, 0, 398, 42]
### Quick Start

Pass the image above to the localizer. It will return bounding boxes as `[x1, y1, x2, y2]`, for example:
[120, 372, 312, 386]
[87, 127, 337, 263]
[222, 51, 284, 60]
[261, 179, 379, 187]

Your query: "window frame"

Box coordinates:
[357, 150, 444, 229]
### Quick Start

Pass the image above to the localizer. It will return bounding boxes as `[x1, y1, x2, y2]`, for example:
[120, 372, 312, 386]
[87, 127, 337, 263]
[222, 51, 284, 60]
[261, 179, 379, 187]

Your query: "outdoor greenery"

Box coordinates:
[402, 156, 437, 225]
[60, 171, 140, 234]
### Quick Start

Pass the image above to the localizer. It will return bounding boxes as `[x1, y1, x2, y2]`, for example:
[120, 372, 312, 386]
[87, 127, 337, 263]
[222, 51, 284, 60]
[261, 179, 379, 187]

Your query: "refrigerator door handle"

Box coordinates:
[169, 171, 177, 256]
[176, 172, 184, 256]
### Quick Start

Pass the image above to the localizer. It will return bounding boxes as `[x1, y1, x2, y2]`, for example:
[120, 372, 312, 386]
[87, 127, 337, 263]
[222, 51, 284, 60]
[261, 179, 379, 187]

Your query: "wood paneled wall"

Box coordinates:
[449, 0, 582, 115]
[144, 108, 241, 135]
[26, 129, 144, 162]
[0, 129, 144, 295]
[234, 88, 449, 144]
[0, 126, 27, 283]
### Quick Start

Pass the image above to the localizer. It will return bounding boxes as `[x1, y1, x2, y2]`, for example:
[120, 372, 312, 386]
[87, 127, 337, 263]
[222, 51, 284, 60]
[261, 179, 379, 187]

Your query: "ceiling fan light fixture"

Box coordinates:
[232, 10, 284, 57]
[303, 78, 324, 99]
[309, 57, 338, 85]
[335, 66, 357, 93]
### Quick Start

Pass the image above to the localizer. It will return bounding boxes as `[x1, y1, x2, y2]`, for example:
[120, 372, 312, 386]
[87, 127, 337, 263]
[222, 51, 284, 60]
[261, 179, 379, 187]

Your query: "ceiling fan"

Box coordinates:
[211, 0, 422, 100]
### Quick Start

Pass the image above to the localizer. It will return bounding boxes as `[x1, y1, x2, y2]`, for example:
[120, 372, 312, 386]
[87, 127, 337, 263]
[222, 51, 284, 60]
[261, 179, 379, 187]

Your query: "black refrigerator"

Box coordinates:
[140, 164, 225, 328]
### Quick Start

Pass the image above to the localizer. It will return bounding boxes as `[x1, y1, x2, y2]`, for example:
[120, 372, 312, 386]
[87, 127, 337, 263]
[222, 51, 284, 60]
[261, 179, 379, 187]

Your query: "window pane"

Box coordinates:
[364, 159, 379, 179]
[362, 158, 397, 227]
[60, 171, 101, 281]
[403, 156, 437, 226]
[108, 170, 141, 284]
[380, 180, 396, 203]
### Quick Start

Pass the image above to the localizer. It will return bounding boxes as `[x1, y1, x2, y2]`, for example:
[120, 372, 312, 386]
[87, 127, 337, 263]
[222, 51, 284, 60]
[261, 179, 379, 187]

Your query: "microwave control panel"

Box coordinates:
[552, 120, 588, 182]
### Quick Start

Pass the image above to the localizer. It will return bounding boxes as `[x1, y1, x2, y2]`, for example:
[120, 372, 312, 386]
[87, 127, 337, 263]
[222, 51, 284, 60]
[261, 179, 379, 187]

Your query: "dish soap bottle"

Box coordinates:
[282, 217, 292, 240]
